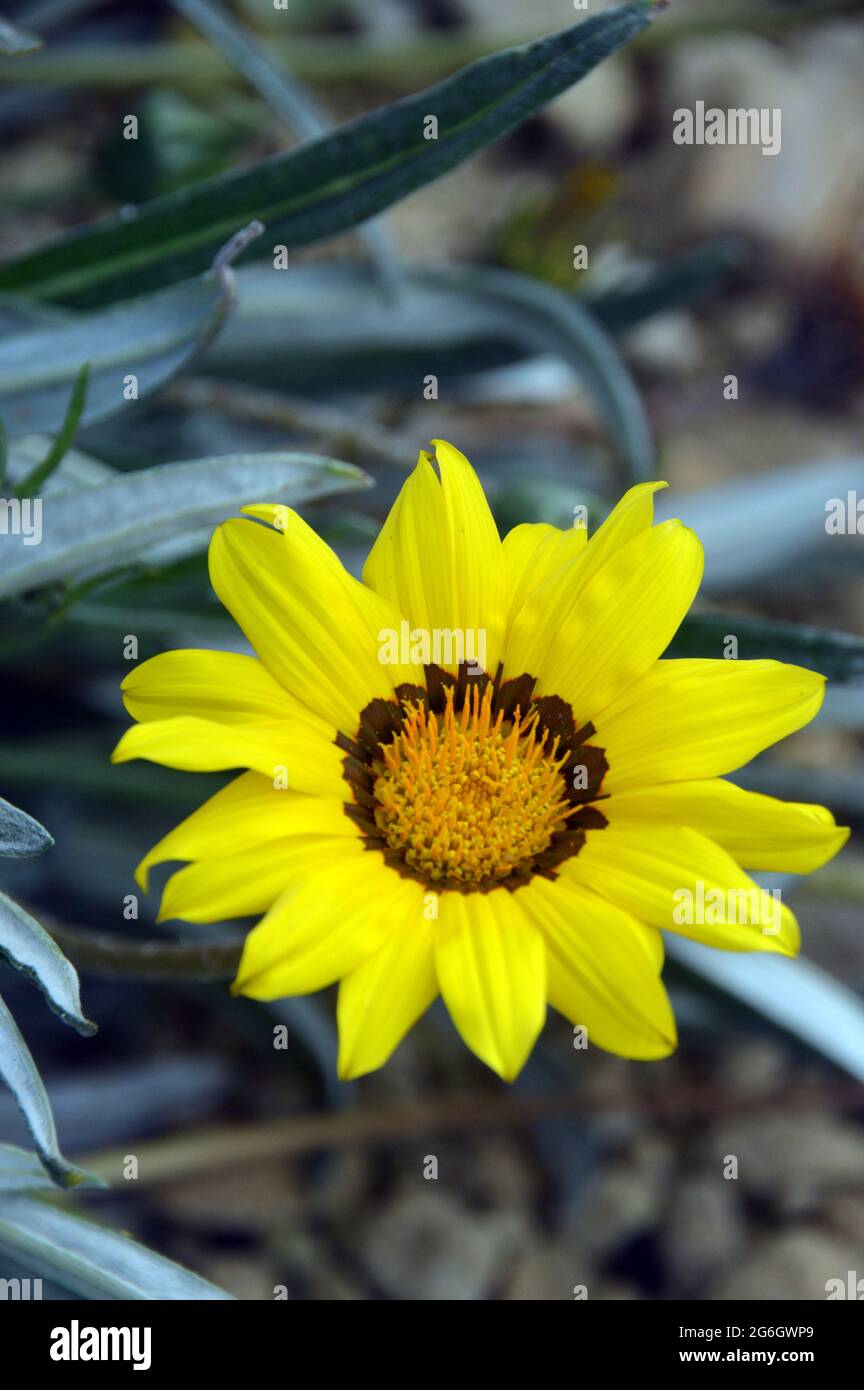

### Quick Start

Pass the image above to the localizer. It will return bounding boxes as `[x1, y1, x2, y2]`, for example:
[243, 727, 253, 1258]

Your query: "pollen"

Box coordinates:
[372, 682, 575, 888]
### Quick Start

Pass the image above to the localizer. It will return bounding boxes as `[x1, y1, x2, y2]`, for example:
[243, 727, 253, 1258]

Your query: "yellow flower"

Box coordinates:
[113, 442, 849, 1081]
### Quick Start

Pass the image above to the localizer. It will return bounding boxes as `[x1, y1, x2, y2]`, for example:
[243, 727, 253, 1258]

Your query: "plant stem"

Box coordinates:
[164, 377, 410, 470]
[42, 920, 241, 981]
[76, 1078, 864, 1186]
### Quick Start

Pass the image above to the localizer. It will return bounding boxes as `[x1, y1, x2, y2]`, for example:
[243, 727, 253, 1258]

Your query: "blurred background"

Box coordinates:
[0, 0, 863, 1300]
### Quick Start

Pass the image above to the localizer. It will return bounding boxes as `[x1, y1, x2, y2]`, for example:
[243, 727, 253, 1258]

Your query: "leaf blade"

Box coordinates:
[0, 16, 41, 56]
[13, 364, 90, 497]
[0, 270, 230, 440]
[0, 995, 99, 1188]
[0, 5, 652, 306]
[0, 1195, 234, 1298]
[667, 937, 864, 1082]
[0, 891, 97, 1036]
[667, 612, 864, 684]
[0, 1143, 100, 1194]
[0, 450, 369, 598]
[0, 796, 53, 858]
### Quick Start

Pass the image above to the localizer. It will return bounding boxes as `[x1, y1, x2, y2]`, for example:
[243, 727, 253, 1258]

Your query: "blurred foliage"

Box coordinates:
[0, 0, 862, 1300]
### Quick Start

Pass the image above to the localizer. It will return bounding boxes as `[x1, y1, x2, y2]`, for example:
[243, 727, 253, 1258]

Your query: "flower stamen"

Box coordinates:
[372, 683, 575, 887]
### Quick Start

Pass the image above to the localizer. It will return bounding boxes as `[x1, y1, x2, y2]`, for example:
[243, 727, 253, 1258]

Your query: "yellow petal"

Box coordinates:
[337, 918, 438, 1080]
[112, 715, 344, 797]
[518, 875, 676, 1060]
[501, 521, 586, 634]
[209, 510, 418, 734]
[577, 479, 668, 588]
[507, 519, 703, 719]
[120, 649, 304, 724]
[606, 779, 849, 873]
[233, 850, 424, 998]
[135, 772, 353, 892]
[597, 660, 826, 791]
[567, 823, 799, 955]
[363, 440, 506, 674]
[502, 482, 666, 642]
[434, 889, 545, 1081]
[157, 836, 343, 924]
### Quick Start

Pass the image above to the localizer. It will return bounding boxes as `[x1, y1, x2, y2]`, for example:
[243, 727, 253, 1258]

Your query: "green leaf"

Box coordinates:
[0, 4, 652, 307]
[0, 16, 42, 56]
[587, 238, 751, 333]
[207, 260, 653, 478]
[0, 796, 53, 858]
[13, 364, 89, 497]
[668, 613, 864, 684]
[655, 459, 864, 593]
[0, 225, 261, 438]
[417, 263, 654, 483]
[0, 450, 369, 598]
[0, 995, 100, 1189]
[6, 434, 114, 495]
[0, 1142, 72, 1192]
[169, 0, 400, 291]
[0, 891, 97, 1036]
[667, 936, 864, 1082]
[0, 1195, 234, 1297]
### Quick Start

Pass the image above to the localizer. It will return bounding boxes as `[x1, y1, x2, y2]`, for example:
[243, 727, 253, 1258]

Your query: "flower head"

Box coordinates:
[113, 442, 848, 1081]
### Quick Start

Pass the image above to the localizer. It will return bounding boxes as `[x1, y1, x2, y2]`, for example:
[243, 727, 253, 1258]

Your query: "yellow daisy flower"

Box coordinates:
[113, 441, 849, 1081]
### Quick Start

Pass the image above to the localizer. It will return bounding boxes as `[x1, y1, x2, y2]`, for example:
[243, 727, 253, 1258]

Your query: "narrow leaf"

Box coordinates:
[667, 937, 864, 1082]
[14, 363, 89, 497]
[0, 1195, 234, 1298]
[0, 1142, 100, 1193]
[418, 263, 654, 482]
[0, 233, 253, 439]
[0, 995, 99, 1188]
[0, 16, 42, 56]
[0, 796, 53, 858]
[0, 4, 652, 306]
[0, 451, 369, 598]
[6, 435, 113, 495]
[668, 613, 864, 684]
[654, 459, 864, 593]
[169, 0, 399, 292]
[0, 891, 97, 1036]
[208, 260, 653, 478]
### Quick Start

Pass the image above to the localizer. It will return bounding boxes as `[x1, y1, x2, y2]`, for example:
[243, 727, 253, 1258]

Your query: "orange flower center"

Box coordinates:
[372, 683, 574, 886]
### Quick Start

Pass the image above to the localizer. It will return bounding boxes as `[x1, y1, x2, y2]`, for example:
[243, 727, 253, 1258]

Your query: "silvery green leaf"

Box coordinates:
[209, 261, 653, 481]
[666, 937, 864, 1081]
[0, 1196, 234, 1298]
[0, 1142, 100, 1193]
[0, 273, 231, 440]
[0, 995, 100, 1189]
[0, 797, 53, 858]
[206, 262, 502, 390]
[205, 245, 743, 392]
[416, 263, 654, 483]
[0, 891, 96, 1035]
[0, 450, 369, 598]
[0, 17, 41, 56]
[654, 460, 864, 593]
